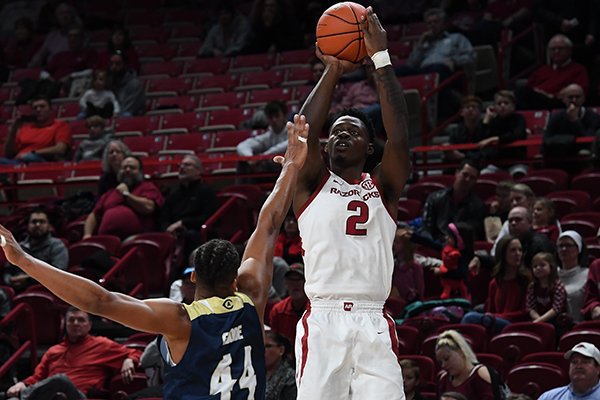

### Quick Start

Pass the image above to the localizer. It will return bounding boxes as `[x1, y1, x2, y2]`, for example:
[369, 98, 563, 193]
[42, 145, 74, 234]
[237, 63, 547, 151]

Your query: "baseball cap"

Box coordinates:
[284, 263, 304, 278]
[564, 342, 600, 364]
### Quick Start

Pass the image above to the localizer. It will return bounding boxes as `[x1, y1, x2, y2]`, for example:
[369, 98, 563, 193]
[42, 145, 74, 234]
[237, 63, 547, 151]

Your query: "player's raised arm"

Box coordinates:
[237, 114, 309, 327]
[362, 7, 411, 209]
[0, 225, 188, 340]
[295, 48, 359, 206]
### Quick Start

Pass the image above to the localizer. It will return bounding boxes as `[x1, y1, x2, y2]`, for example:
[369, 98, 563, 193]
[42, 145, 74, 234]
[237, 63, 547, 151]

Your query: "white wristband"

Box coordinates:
[371, 49, 391, 69]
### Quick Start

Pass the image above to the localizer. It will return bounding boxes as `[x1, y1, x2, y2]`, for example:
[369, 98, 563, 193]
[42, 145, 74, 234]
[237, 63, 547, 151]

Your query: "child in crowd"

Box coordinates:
[527, 252, 567, 323]
[399, 359, 426, 400]
[79, 70, 120, 118]
[532, 197, 560, 243]
[73, 115, 113, 162]
[433, 223, 474, 300]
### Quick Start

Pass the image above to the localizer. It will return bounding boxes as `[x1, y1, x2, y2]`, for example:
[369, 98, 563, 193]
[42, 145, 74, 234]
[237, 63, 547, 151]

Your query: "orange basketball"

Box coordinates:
[316, 2, 367, 63]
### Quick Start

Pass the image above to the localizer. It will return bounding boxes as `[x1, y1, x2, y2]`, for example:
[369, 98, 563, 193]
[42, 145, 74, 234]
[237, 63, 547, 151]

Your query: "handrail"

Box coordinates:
[0, 303, 37, 377]
[99, 248, 147, 298]
[199, 196, 243, 244]
[497, 24, 543, 89]
[420, 70, 467, 145]
[411, 136, 594, 173]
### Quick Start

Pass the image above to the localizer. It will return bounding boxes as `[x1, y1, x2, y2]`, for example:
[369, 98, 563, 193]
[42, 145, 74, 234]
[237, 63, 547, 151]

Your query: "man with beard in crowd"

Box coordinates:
[2, 208, 68, 291]
[83, 155, 164, 240]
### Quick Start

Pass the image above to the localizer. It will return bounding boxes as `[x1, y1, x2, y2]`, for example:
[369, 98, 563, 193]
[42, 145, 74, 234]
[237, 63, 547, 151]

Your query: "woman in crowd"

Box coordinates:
[264, 330, 296, 400]
[556, 230, 588, 323]
[436, 330, 494, 399]
[98, 139, 130, 195]
[462, 235, 530, 333]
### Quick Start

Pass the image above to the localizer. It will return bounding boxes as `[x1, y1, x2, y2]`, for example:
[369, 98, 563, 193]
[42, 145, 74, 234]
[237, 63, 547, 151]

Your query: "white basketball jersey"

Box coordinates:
[297, 171, 396, 301]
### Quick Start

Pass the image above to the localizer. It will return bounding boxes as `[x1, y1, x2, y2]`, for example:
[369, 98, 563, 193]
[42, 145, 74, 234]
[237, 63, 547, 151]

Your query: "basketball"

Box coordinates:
[316, 2, 367, 63]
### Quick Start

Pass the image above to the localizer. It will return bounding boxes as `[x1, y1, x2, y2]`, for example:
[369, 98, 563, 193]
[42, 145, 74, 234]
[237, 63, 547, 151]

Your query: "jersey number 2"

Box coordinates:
[210, 345, 256, 399]
[346, 200, 368, 236]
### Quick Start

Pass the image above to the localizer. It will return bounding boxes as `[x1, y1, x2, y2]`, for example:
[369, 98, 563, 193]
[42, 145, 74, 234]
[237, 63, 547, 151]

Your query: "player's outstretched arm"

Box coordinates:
[362, 7, 410, 211]
[238, 114, 309, 327]
[0, 225, 188, 339]
[295, 48, 359, 205]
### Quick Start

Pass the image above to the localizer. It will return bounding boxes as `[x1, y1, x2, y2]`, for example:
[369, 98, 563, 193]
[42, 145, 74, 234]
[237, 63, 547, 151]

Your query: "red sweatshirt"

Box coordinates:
[23, 335, 141, 393]
[582, 259, 600, 318]
[527, 61, 589, 95]
[486, 278, 528, 322]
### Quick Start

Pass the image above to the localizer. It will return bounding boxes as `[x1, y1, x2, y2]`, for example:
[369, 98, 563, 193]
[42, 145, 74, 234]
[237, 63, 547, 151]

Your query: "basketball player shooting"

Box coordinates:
[0, 114, 310, 399]
[292, 6, 410, 400]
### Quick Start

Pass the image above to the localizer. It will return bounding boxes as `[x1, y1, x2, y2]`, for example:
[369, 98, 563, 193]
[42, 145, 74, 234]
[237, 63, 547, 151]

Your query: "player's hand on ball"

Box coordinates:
[0, 225, 27, 266]
[274, 114, 309, 170]
[361, 6, 387, 57]
[315, 46, 361, 75]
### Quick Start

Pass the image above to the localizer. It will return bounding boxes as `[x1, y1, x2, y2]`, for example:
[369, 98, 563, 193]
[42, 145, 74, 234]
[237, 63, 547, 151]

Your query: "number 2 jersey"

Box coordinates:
[297, 171, 396, 302]
[160, 293, 266, 400]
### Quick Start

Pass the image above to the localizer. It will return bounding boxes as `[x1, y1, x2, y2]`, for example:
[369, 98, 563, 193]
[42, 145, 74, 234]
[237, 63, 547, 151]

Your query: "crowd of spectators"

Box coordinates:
[1, 1, 600, 399]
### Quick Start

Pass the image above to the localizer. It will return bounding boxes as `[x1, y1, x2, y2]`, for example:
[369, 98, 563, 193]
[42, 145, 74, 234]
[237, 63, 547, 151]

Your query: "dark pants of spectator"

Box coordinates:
[10, 374, 85, 400]
[395, 63, 459, 120]
[461, 311, 511, 335]
[515, 86, 563, 110]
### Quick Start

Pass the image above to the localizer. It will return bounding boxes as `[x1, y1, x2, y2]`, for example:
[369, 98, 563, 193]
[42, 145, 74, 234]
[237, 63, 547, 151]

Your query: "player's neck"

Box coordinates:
[195, 286, 235, 300]
[331, 164, 365, 184]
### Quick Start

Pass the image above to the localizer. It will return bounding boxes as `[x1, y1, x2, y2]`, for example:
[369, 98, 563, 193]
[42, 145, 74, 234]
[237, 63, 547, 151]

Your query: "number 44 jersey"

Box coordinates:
[160, 293, 266, 400]
[297, 171, 397, 302]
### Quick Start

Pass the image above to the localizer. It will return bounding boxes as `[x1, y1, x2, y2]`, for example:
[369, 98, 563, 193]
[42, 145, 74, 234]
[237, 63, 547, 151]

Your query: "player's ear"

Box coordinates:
[231, 277, 238, 292]
[190, 271, 197, 283]
[367, 143, 374, 155]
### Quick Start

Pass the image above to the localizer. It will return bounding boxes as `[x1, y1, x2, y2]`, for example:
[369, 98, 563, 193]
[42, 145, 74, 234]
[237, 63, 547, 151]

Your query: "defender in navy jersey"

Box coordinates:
[0, 114, 310, 400]
[292, 7, 411, 400]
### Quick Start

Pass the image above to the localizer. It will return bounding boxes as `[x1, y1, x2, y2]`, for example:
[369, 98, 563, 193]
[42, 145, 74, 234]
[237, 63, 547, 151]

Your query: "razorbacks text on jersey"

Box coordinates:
[160, 293, 265, 400]
[297, 170, 397, 301]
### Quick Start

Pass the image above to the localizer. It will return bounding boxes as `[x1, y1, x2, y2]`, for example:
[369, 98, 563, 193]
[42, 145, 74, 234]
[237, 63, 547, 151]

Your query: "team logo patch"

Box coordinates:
[343, 302, 354, 311]
[361, 179, 375, 191]
[223, 299, 234, 309]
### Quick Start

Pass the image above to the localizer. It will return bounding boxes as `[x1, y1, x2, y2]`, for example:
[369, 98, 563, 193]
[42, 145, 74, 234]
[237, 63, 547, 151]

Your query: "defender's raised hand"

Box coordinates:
[273, 114, 309, 170]
[0, 225, 27, 267]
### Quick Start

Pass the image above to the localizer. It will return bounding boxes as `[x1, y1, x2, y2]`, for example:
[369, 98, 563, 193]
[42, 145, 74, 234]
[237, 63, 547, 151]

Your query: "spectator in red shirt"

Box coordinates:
[516, 34, 590, 110]
[582, 258, 600, 320]
[83, 155, 165, 240]
[273, 214, 303, 265]
[2, 95, 72, 163]
[269, 263, 307, 346]
[44, 25, 97, 82]
[462, 235, 530, 333]
[6, 307, 140, 399]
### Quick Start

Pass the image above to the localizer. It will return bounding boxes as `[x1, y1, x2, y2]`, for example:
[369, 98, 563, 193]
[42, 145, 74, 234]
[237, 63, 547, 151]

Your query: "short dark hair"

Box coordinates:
[457, 158, 480, 174]
[28, 206, 49, 222]
[264, 100, 287, 118]
[30, 94, 51, 105]
[192, 239, 240, 288]
[123, 155, 144, 172]
[329, 108, 375, 143]
[65, 306, 89, 320]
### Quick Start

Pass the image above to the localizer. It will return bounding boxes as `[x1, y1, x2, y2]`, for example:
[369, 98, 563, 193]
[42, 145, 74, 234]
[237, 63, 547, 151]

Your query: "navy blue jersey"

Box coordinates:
[160, 293, 266, 400]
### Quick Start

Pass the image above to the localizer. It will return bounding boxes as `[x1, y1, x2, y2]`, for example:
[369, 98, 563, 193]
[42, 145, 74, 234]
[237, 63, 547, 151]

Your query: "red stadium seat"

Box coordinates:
[517, 110, 550, 136]
[488, 332, 545, 368]
[192, 74, 238, 94]
[160, 133, 214, 155]
[502, 322, 556, 351]
[398, 355, 436, 382]
[185, 58, 231, 77]
[559, 330, 600, 351]
[122, 135, 166, 156]
[230, 53, 275, 72]
[199, 92, 246, 110]
[154, 112, 205, 135]
[520, 352, 569, 376]
[406, 181, 446, 203]
[435, 323, 488, 353]
[506, 363, 568, 399]
[571, 172, 600, 200]
[396, 324, 421, 355]
[13, 292, 64, 345]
